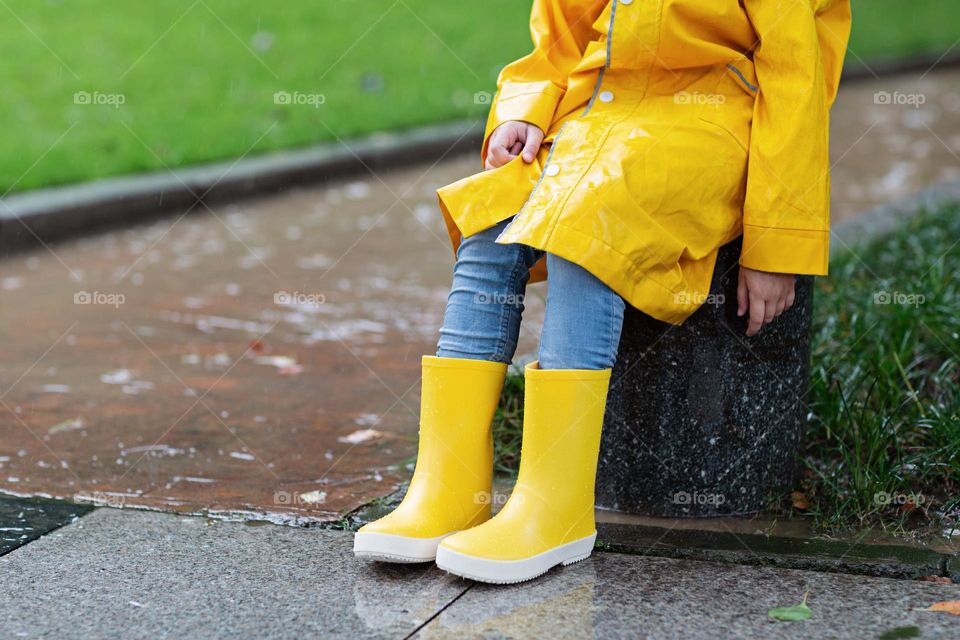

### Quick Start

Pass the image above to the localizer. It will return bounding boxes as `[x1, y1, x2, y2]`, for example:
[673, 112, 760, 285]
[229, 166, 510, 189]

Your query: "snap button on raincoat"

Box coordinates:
[437, 0, 852, 325]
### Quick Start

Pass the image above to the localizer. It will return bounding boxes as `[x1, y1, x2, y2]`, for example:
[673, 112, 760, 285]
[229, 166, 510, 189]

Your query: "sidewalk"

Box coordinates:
[1, 508, 957, 639]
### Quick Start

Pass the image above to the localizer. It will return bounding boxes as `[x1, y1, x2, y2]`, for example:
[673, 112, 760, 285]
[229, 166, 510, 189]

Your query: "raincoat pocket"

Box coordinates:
[697, 61, 757, 154]
[437, 152, 543, 255]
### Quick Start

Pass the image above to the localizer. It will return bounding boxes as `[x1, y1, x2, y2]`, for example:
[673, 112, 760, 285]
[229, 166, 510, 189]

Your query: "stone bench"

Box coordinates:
[596, 237, 815, 516]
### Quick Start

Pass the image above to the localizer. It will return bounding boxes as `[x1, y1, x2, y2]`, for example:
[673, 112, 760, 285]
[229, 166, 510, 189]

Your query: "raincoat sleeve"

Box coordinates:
[480, 0, 607, 165]
[739, 0, 851, 276]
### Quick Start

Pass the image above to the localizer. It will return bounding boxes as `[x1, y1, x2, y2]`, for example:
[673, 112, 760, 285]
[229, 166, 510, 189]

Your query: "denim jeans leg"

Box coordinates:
[437, 218, 542, 364]
[538, 253, 626, 370]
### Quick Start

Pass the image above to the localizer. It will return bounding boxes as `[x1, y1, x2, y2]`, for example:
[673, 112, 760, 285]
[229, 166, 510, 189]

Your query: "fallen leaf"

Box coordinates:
[918, 575, 953, 584]
[768, 592, 812, 622]
[878, 625, 921, 640]
[899, 498, 918, 514]
[927, 600, 960, 615]
[791, 491, 811, 510]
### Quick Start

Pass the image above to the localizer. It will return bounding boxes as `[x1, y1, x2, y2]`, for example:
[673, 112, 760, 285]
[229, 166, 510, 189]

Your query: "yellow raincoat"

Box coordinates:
[437, 0, 851, 324]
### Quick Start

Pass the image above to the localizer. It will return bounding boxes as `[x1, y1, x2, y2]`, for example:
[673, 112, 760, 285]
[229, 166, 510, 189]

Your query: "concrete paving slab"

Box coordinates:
[0, 508, 465, 639]
[423, 551, 960, 640]
[2, 508, 959, 639]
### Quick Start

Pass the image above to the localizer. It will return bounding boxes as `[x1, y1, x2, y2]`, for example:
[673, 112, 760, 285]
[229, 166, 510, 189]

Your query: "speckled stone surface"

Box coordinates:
[597, 237, 815, 516]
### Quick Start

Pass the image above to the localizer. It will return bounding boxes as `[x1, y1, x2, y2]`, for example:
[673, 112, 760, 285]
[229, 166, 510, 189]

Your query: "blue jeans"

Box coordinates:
[437, 218, 625, 370]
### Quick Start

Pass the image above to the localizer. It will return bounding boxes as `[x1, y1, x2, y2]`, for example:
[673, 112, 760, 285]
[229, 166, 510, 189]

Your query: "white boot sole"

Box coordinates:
[353, 531, 452, 563]
[435, 533, 597, 584]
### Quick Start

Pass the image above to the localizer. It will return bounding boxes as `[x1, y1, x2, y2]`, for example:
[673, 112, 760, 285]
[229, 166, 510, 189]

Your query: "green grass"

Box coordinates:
[800, 204, 960, 534]
[848, 0, 960, 62]
[493, 371, 525, 477]
[0, 0, 529, 193]
[1, 0, 958, 193]
[491, 204, 960, 535]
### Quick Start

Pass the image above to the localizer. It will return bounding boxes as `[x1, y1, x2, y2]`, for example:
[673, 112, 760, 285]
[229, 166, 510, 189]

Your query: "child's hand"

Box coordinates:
[736, 267, 796, 337]
[485, 121, 544, 170]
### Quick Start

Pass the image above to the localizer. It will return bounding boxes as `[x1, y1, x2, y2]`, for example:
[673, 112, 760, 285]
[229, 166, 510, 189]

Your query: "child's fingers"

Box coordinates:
[521, 127, 544, 162]
[775, 297, 786, 317]
[736, 272, 748, 316]
[747, 296, 765, 336]
[486, 143, 513, 169]
[764, 300, 777, 325]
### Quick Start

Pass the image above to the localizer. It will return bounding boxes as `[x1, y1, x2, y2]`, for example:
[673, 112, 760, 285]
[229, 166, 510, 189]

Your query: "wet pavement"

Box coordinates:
[0, 495, 90, 556]
[0, 67, 958, 525]
[0, 156, 545, 524]
[830, 67, 960, 222]
[1, 508, 958, 639]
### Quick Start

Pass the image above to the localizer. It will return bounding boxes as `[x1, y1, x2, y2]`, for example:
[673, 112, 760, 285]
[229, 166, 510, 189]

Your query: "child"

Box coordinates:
[355, 0, 851, 584]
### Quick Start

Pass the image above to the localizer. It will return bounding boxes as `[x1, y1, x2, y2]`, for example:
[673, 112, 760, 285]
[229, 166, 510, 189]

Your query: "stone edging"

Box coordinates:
[831, 179, 960, 256]
[598, 522, 956, 582]
[0, 119, 482, 252]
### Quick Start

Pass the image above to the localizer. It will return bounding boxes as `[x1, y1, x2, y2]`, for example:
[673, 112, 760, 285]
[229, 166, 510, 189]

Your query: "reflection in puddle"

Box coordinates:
[420, 561, 598, 639]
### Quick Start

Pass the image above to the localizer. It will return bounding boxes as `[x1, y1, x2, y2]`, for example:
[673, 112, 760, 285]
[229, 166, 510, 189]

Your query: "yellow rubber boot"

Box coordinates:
[353, 355, 507, 563]
[436, 361, 611, 583]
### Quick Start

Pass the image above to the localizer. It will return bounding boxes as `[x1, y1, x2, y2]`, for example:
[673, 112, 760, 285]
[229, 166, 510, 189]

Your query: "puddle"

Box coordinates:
[0, 494, 92, 555]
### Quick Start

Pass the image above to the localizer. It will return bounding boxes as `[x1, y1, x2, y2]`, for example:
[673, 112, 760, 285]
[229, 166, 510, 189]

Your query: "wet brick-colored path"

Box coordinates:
[0, 67, 957, 523]
[0, 155, 549, 524]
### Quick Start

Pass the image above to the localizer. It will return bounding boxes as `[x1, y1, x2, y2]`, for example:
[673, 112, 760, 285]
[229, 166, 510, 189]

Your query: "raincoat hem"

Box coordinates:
[496, 221, 697, 327]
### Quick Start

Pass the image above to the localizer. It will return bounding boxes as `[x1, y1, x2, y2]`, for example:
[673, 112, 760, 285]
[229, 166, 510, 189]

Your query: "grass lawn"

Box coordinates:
[0, 0, 529, 193]
[801, 203, 960, 534]
[493, 203, 960, 536]
[1, 0, 958, 193]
